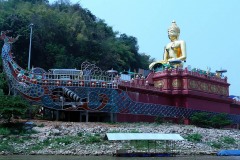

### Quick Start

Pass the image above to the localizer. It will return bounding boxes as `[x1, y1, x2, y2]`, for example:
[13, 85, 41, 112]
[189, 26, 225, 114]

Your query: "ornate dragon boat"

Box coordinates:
[1, 29, 240, 124]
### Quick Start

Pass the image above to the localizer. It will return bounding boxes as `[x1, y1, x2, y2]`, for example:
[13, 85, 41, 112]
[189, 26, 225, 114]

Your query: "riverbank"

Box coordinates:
[0, 120, 240, 156]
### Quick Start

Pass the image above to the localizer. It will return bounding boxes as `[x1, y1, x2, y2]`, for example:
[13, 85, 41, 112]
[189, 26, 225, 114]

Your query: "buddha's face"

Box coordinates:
[168, 29, 179, 41]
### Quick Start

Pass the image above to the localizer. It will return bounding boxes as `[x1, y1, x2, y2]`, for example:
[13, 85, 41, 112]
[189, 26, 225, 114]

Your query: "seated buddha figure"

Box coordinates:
[149, 21, 186, 70]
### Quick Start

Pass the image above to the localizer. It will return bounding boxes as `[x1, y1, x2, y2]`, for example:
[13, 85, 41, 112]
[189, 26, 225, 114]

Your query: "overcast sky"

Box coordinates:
[50, 0, 240, 96]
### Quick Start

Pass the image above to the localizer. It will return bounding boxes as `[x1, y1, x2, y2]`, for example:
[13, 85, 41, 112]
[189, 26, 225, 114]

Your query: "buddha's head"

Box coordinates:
[168, 21, 180, 41]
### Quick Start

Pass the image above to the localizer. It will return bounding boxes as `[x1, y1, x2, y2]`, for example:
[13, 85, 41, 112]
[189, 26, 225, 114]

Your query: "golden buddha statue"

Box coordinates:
[149, 21, 187, 70]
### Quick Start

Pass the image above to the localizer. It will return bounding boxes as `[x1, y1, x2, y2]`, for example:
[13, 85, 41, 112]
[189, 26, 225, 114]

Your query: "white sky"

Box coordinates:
[50, 0, 240, 96]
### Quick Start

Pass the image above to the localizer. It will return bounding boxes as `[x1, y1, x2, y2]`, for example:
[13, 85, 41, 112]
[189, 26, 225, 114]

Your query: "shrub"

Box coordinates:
[0, 127, 10, 135]
[222, 137, 236, 144]
[190, 112, 210, 128]
[155, 116, 164, 124]
[210, 141, 222, 149]
[190, 112, 232, 128]
[38, 123, 44, 128]
[209, 114, 232, 129]
[0, 122, 40, 136]
[30, 144, 44, 151]
[0, 95, 29, 122]
[77, 132, 83, 137]
[0, 142, 14, 152]
[185, 133, 202, 143]
[85, 134, 101, 144]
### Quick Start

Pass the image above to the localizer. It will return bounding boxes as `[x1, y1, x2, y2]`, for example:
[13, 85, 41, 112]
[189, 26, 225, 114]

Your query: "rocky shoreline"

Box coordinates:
[0, 120, 240, 156]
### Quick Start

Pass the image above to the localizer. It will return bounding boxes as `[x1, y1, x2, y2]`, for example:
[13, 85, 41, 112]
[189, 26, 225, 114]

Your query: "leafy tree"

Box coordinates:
[190, 112, 210, 128]
[209, 114, 232, 129]
[0, 95, 29, 122]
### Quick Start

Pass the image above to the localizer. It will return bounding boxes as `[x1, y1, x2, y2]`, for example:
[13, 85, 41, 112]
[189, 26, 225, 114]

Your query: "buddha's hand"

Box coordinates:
[167, 58, 176, 62]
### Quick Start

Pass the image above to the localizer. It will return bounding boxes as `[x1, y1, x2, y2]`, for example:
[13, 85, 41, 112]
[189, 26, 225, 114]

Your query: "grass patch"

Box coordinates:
[222, 137, 236, 144]
[29, 138, 52, 151]
[30, 144, 44, 151]
[0, 136, 28, 152]
[9, 136, 28, 144]
[185, 133, 202, 143]
[84, 134, 102, 144]
[28, 136, 81, 152]
[0, 142, 15, 152]
[55, 136, 80, 145]
[209, 141, 222, 149]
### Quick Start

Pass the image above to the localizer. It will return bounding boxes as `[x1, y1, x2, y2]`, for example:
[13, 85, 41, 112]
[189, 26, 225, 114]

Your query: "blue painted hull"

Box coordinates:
[217, 150, 240, 156]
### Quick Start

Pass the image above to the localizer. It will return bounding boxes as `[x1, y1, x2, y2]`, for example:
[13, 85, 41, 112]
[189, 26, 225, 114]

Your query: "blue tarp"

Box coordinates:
[217, 150, 240, 156]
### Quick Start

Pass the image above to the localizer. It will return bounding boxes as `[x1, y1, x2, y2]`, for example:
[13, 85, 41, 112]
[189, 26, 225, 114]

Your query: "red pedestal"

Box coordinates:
[119, 67, 238, 123]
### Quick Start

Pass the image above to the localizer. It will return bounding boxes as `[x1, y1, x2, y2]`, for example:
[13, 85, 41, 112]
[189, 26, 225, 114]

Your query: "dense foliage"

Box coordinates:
[185, 133, 202, 143]
[0, 94, 29, 122]
[0, 56, 29, 122]
[190, 112, 232, 129]
[0, 0, 152, 71]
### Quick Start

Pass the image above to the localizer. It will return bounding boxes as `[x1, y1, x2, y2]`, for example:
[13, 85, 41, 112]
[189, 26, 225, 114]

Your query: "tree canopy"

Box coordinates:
[0, 0, 152, 71]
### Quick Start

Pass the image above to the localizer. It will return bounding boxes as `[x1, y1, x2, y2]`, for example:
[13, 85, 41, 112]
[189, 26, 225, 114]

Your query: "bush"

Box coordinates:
[155, 116, 164, 124]
[222, 137, 236, 144]
[0, 122, 38, 135]
[190, 112, 210, 127]
[0, 127, 10, 135]
[0, 95, 29, 122]
[0, 142, 15, 152]
[210, 141, 222, 149]
[209, 114, 232, 129]
[185, 133, 202, 143]
[190, 112, 232, 128]
[84, 134, 101, 144]
[38, 123, 44, 128]
[77, 132, 83, 137]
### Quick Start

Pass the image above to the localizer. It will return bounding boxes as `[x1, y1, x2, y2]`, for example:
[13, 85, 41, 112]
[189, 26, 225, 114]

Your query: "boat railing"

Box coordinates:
[25, 73, 118, 89]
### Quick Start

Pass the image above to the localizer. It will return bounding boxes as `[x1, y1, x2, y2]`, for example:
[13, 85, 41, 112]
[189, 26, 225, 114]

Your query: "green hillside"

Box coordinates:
[0, 0, 153, 71]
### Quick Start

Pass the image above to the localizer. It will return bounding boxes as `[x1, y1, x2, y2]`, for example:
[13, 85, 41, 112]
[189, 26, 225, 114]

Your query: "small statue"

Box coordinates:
[0, 30, 20, 44]
[149, 21, 187, 70]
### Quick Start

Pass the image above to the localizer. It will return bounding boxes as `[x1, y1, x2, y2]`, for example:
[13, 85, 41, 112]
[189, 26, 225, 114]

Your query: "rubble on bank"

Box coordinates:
[0, 120, 240, 156]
